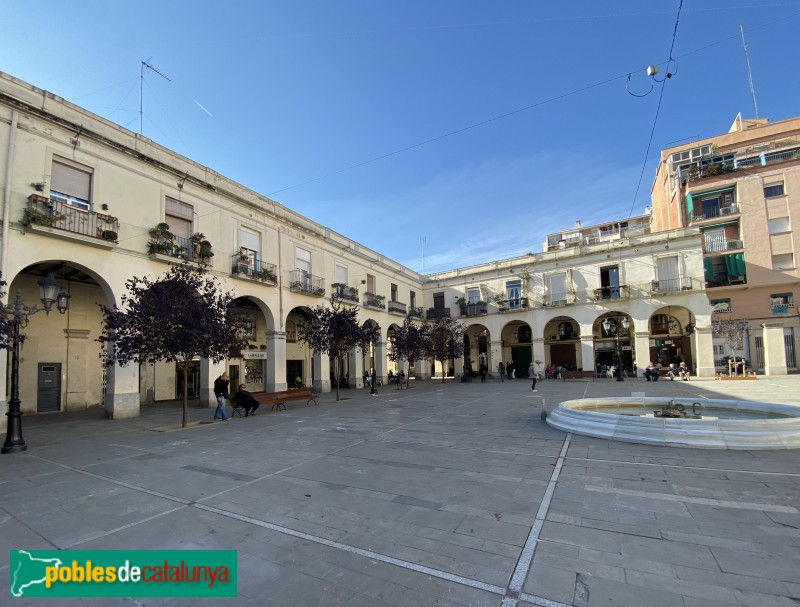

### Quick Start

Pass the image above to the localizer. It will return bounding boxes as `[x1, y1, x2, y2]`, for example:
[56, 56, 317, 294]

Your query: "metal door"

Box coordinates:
[37, 363, 61, 413]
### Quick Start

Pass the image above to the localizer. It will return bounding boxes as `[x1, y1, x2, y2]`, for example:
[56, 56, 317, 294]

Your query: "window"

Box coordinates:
[772, 253, 794, 271]
[335, 263, 347, 285]
[410, 291, 416, 309]
[549, 273, 567, 303]
[506, 280, 522, 309]
[704, 229, 726, 253]
[286, 320, 297, 342]
[433, 292, 444, 309]
[599, 266, 620, 299]
[391, 283, 398, 302]
[50, 156, 92, 211]
[770, 293, 794, 308]
[467, 287, 480, 304]
[366, 274, 375, 293]
[295, 247, 311, 274]
[240, 227, 260, 264]
[768, 217, 790, 234]
[655, 256, 680, 291]
[711, 298, 732, 313]
[166, 198, 193, 239]
[764, 182, 785, 198]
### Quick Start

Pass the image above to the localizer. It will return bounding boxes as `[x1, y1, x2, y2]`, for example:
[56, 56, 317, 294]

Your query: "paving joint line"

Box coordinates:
[501, 434, 572, 607]
[564, 455, 800, 477]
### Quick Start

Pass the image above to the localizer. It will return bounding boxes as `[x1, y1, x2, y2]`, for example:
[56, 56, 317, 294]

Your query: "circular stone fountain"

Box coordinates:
[546, 397, 800, 449]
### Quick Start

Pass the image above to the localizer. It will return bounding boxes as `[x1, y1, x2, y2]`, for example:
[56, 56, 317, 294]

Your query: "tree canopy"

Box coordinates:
[298, 297, 379, 401]
[388, 314, 429, 388]
[99, 264, 248, 427]
[427, 316, 465, 382]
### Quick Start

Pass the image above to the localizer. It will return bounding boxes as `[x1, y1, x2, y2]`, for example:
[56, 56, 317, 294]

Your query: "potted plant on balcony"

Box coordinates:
[100, 230, 118, 242]
[198, 241, 214, 261]
[146, 239, 171, 255]
[455, 296, 468, 315]
[149, 222, 173, 239]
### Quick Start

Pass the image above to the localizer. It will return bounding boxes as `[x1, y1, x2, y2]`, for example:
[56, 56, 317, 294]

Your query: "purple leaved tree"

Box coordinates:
[98, 265, 249, 428]
[298, 297, 380, 401]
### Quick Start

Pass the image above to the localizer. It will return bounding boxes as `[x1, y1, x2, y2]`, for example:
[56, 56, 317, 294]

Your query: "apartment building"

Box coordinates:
[650, 115, 800, 371]
[0, 71, 719, 429]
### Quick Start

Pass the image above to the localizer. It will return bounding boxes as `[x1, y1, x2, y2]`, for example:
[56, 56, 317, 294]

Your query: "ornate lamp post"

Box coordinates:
[602, 315, 630, 382]
[2, 274, 70, 454]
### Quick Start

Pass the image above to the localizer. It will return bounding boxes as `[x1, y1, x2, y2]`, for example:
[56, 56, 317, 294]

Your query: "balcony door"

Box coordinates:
[600, 266, 620, 299]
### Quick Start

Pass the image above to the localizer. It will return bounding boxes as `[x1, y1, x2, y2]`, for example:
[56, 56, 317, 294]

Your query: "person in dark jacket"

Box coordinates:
[231, 384, 260, 416]
[213, 372, 230, 420]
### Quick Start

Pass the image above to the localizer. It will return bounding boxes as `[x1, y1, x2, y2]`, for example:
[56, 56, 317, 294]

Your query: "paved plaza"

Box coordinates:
[1, 374, 799, 606]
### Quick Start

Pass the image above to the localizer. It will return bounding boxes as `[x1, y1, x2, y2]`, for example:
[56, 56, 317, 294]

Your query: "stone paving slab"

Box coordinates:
[1, 375, 800, 606]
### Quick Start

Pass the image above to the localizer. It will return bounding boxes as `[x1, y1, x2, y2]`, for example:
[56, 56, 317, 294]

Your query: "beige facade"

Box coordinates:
[0, 71, 716, 430]
[650, 115, 800, 371]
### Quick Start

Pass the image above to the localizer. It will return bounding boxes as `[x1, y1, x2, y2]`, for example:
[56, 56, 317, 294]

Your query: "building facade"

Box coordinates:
[0, 71, 717, 430]
[650, 115, 800, 372]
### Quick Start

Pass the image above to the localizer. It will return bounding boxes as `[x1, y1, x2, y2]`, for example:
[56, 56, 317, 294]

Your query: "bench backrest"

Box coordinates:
[252, 388, 314, 404]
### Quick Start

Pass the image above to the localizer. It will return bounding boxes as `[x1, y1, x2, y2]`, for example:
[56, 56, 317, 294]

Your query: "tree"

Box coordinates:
[427, 316, 465, 382]
[298, 297, 380, 402]
[388, 314, 430, 388]
[0, 275, 13, 349]
[99, 264, 248, 428]
[712, 318, 749, 375]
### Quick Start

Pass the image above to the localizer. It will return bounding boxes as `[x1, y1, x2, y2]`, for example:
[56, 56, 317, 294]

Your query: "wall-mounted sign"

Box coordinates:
[243, 352, 267, 360]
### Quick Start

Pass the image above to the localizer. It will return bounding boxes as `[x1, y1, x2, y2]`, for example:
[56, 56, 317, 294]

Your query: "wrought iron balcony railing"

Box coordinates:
[543, 292, 576, 307]
[650, 276, 695, 294]
[363, 292, 386, 310]
[592, 285, 630, 301]
[331, 283, 359, 303]
[25, 194, 120, 243]
[460, 301, 488, 317]
[289, 270, 325, 296]
[231, 255, 277, 283]
[426, 307, 451, 320]
[497, 297, 529, 312]
[388, 300, 407, 315]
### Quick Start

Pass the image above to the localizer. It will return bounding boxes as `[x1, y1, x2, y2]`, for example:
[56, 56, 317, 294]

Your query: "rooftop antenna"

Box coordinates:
[420, 237, 426, 274]
[140, 60, 171, 136]
[740, 25, 759, 119]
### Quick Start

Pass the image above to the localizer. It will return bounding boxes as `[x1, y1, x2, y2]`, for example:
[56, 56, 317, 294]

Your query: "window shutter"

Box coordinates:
[51, 158, 91, 201]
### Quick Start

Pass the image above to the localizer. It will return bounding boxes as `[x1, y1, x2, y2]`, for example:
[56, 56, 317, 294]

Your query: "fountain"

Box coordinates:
[545, 396, 800, 449]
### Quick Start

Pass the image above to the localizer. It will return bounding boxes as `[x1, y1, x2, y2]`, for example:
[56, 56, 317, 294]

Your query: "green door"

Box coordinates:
[511, 346, 532, 378]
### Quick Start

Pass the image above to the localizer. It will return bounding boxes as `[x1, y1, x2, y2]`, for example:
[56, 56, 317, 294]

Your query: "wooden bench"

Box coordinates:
[240, 388, 318, 413]
[561, 370, 596, 381]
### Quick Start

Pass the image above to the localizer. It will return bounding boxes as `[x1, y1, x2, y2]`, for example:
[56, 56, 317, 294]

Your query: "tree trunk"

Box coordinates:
[181, 358, 189, 428]
[335, 355, 340, 402]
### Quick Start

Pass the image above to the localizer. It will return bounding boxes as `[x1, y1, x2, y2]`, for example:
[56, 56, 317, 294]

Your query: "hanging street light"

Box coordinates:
[602, 315, 630, 382]
[2, 273, 70, 454]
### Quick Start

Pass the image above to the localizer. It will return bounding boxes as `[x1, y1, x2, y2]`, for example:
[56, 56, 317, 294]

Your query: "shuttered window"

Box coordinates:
[165, 198, 193, 239]
[51, 157, 92, 211]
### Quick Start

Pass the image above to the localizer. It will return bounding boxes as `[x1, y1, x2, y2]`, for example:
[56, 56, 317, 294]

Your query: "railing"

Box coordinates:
[497, 298, 529, 312]
[289, 270, 325, 296]
[363, 292, 386, 309]
[147, 235, 212, 265]
[426, 307, 451, 320]
[704, 239, 743, 253]
[231, 255, 277, 283]
[706, 274, 746, 288]
[592, 285, 630, 301]
[543, 292, 576, 307]
[460, 301, 488, 317]
[408, 306, 425, 319]
[650, 277, 695, 294]
[331, 283, 359, 303]
[26, 194, 119, 242]
[388, 300, 407, 315]
[691, 203, 740, 222]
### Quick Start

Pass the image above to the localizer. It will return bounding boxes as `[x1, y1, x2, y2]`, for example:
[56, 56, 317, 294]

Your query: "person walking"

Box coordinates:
[498, 361, 505, 382]
[479, 363, 487, 383]
[213, 372, 231, 420]
[370, 369, 377, 395]
[528, 362, 537, 391]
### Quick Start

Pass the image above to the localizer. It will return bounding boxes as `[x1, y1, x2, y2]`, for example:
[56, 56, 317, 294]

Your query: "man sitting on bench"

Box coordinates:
[231, 384, 260, 417]
[643, 362, 660, 382]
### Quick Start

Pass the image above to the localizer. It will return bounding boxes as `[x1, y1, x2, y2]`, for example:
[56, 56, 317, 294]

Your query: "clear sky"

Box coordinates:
[2, 1, 799, 273]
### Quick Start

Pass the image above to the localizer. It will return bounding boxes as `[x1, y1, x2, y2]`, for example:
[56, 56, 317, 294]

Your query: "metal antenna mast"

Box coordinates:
[420, 237, 426, 274]
[740, 25, 759, 119]
[140, 60, 171, 136]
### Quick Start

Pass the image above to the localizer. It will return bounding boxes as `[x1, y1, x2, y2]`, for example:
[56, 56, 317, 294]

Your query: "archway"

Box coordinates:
[464, 324, 491, 377]
[649, 306, 694, 369]
[286, 306, 313, 389]
[543, 316, 581, 370]
[500, 321, 532, 379]
[593, 312, 635, 376]
[229, 296, 277, 393]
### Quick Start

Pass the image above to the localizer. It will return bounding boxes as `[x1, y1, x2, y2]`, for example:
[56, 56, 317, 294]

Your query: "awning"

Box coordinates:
[724, 252, 746, 276]
[704, 258, 714, 281]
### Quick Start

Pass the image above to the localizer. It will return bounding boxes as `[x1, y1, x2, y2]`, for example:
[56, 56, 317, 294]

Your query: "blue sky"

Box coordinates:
[2, 1, 799, 273]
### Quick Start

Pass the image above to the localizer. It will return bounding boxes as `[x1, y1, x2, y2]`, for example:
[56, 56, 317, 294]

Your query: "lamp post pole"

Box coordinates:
[615, 330, 624, 382]
[2, 275, 71, 454]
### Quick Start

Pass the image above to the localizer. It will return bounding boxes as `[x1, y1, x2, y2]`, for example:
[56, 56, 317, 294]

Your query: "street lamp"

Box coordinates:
[2, 273, 70, 454]
[602, 315, 630, 382]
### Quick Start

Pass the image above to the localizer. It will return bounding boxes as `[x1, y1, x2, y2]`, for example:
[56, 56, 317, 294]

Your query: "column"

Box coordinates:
[416, 357, 432, 381]
[266, 331, 287, 391]
[490, 339, 503, 378]
[348, 346, 364, 388]
[313, 352, 331, 393]
[692, 327, 716, 378]
[531, 337, 545, 376]
[104, 359, 140, 419]
[375, 340, 387, 385]
[579, 335, 594, 373]
[0, 349, 7, 433]
[200, 359, 226, 407]
[633, 331, 651, 377]
[762, 322, 788, 376]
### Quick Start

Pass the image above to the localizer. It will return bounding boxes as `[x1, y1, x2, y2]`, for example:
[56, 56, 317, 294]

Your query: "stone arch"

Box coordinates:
[464, 323, 491, 376]
[498, 319, 532, 378]
[542, 315, 582, 370]
[285, 305, 315, 390]
[230, 295, 277, 392]
[649, 305, 695, 369]
[592, 311, 635, 376]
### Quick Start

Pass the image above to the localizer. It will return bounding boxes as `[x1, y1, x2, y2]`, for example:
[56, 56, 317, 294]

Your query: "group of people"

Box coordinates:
[387, 370, 405, 385]
[497, 361, 517, 382]
[643, 361, 690, 381]
[213, 372, 261, 419]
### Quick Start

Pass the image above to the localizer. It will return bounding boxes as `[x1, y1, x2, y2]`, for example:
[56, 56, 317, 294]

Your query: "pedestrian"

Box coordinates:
[213, 372, 230, 420]
[479, 363, 487, 383]
[498, 361, 505, 382]
[231, 384, 260, 416]
[370, 369, 377, 395]
[528, 362, 537, 391]
[507, 361, 514, 380]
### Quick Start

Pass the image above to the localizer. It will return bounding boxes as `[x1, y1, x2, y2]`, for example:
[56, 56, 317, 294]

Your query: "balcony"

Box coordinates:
[24, 194, 120, 249]
[543, 292, 576, 307]
[650, 277, 695, 294]
[593, 285, 630, 302]
[147, 235, 213, 266]
[690, 203, 740, 223]
[363, 292, 386, 310]
[388, 300, 407, 315]
[460, 301, 488, 317]
[408, 306, 425, 319]
[706, 274, 746, 288]
[331, 283, 359, 304]
[231, 255, 277, 284]
[289, 270, 325, 297]
[426, 307, 451, 320]
[497, 297, 529, 312]
[703, 239, 743, 254]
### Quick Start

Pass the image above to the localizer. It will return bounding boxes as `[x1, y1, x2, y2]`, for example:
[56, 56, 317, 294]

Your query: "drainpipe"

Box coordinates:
[1, 110, 18, 278]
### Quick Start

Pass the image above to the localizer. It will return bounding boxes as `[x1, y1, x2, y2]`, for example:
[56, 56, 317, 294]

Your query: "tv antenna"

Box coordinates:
[140, 60, 171, 136]
[740, 25, 759, 119]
